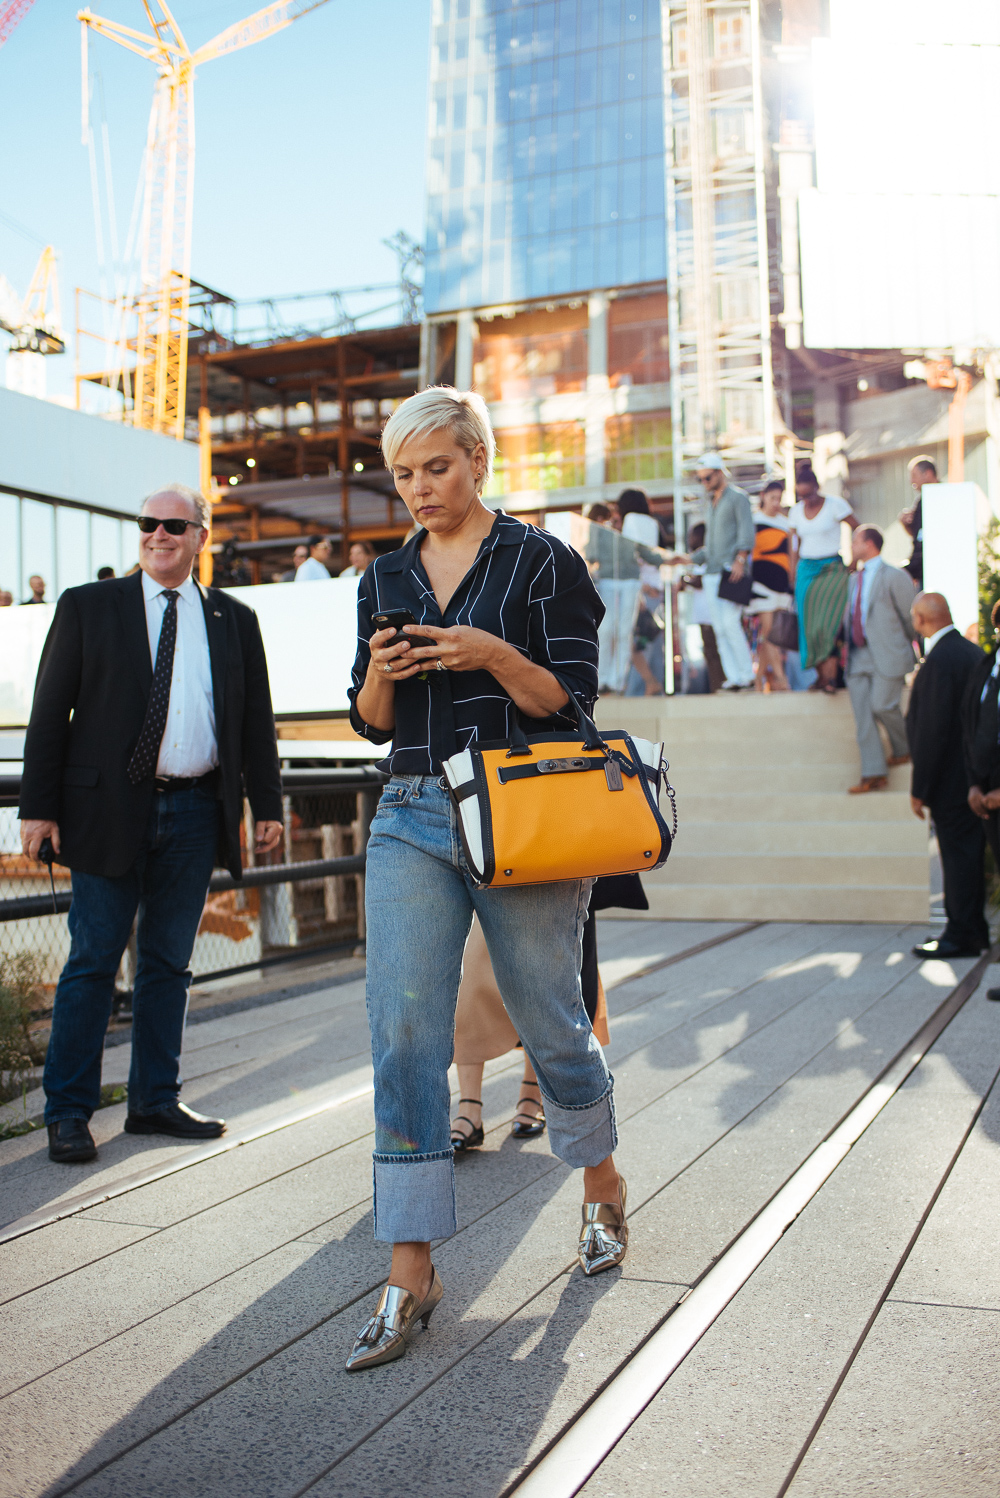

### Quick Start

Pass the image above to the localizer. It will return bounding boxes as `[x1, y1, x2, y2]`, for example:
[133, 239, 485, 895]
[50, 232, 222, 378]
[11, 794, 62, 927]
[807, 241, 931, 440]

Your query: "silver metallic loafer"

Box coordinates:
[345, 1268, 444, 1372]
[578, 1175, 628, 1276]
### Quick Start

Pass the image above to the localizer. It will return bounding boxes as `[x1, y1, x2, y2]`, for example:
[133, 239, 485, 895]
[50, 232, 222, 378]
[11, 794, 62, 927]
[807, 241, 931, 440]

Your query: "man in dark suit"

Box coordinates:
[907, 592, 987, 959]
[19, 484, 283, 1163]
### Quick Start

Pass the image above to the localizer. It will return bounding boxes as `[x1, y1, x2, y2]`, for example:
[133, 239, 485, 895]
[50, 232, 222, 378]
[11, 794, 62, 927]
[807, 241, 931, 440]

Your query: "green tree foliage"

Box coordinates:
[979, 514, 1000, 648]
[0, 954, 47, 1105]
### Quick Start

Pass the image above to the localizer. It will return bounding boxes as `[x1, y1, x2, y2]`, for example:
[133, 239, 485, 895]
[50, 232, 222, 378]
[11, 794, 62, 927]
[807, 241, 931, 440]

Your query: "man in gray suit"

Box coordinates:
[845, 525, 918, 793]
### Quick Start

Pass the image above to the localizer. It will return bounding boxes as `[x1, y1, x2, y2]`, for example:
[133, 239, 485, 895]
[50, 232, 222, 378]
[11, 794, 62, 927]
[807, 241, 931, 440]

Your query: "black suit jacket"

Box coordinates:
[906, 629, 984, 806]
[19, 571, 283, 880]
[962, 646, 1000, 792]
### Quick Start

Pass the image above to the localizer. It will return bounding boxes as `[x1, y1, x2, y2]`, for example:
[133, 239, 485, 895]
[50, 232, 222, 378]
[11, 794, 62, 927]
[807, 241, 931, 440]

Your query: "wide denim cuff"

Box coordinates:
[372, 1154, 457, 1243]
[542, 1077, 618, 1167]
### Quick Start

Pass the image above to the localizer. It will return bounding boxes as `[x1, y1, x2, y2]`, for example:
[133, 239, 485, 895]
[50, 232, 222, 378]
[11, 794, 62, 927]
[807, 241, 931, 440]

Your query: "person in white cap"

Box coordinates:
[687, 454, 756, 690]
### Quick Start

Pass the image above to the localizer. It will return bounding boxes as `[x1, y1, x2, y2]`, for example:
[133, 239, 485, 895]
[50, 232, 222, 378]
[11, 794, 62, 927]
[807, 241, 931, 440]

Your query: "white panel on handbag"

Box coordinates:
[441, 749, 485, 877]
[629, 738, 666, 791]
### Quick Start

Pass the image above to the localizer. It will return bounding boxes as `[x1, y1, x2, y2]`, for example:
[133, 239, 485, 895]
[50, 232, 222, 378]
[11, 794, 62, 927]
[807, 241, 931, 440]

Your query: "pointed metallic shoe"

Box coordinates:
[344, 1268, 444, 1372]
[578, 1175, 628, 1276]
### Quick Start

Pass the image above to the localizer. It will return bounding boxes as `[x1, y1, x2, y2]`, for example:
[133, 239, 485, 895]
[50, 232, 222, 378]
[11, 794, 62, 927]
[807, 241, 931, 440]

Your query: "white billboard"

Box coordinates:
[799, 4, 1000, 350]
[0, 578, 362, 727]
[800, 193, 1000, 350]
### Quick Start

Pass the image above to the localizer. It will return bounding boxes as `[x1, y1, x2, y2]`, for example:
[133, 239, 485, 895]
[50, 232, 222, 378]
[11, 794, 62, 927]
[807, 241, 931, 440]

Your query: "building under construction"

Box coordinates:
[58, 0, 999, 597]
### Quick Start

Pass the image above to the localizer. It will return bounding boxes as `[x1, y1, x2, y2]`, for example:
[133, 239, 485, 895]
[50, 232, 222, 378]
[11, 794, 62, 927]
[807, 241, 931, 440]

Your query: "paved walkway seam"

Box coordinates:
[775, 1052, 1000, 1497]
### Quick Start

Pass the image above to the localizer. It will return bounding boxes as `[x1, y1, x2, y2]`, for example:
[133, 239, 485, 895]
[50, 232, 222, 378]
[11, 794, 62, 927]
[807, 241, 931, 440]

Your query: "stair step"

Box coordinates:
[671, 766, 910, 794]
[636, 883, 929, 922]
[650, 852, 928, 888]
[677, 792, 913, 822]
[594, 695, 927, 922]
[670, 822, 928, 855]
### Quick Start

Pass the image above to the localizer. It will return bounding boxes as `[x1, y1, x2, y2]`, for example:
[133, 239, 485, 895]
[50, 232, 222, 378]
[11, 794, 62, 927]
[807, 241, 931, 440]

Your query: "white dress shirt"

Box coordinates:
[295, 557, 331, 581]
[141, 570, 218, 777]
[925, 623, 955, 655]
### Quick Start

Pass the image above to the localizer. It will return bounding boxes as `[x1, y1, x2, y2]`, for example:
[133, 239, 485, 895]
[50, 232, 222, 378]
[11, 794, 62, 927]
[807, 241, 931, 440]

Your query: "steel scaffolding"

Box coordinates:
[661, 0, 775, 533]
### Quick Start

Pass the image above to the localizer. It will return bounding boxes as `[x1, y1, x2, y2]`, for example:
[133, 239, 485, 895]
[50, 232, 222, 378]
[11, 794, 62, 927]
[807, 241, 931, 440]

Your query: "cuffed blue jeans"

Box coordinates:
[43, 783, 219, 1125]
[365, 777, 617, 1243]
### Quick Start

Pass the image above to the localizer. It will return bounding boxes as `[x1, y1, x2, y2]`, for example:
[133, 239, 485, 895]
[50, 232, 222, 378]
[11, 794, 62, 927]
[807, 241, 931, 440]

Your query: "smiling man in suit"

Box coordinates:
[906, 591, 987, 959]
[19, 484, 283, 1164]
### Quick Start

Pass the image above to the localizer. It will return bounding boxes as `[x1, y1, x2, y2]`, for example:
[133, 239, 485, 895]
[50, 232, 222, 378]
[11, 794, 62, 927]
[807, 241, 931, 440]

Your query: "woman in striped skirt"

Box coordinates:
[787, 467, 860, 693]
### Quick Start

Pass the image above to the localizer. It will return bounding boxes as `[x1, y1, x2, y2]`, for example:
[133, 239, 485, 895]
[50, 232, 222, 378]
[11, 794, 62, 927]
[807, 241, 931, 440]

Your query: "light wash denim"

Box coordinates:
[365, 776, 616, 1243]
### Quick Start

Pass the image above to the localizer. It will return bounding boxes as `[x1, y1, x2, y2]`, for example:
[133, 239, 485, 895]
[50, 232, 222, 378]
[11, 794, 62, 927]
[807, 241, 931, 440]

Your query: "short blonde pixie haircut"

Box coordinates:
[381, 386, 496, 495]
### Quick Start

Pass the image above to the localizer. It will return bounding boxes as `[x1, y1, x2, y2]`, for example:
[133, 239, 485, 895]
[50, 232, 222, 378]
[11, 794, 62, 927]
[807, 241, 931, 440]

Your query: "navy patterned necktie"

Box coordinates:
[127, 589, 179, 784]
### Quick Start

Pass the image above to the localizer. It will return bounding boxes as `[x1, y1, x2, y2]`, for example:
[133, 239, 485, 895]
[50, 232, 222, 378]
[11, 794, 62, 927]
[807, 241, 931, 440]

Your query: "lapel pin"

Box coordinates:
[214, 611, 222, 617]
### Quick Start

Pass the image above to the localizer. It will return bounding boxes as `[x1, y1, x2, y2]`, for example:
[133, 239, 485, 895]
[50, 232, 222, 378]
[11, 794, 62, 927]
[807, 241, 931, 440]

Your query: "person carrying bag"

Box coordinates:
[344, 387, 675, 1374]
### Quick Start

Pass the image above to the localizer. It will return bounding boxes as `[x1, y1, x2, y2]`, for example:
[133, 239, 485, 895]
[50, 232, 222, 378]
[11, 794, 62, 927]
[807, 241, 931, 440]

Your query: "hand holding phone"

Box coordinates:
[371, 609, 436, 650]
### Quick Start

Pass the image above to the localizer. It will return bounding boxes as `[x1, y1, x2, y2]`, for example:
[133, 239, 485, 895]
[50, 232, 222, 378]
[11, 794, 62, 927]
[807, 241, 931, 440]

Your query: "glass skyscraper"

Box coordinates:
[423, 0, 666, 314]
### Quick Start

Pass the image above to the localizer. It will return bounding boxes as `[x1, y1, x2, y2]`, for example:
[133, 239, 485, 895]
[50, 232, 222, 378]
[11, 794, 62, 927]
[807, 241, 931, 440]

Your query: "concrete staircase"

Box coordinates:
[593, 692, 930, 922]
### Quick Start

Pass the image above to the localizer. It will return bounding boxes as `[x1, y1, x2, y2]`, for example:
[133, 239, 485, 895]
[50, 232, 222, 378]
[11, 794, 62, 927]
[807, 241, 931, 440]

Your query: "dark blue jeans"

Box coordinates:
[43, 784, 220, 1125]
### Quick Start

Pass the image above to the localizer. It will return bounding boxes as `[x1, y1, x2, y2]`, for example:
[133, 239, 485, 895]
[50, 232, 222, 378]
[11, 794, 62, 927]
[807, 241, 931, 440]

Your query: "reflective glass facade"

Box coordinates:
[424, 0, 666, 313]
[0, 490, 139, 604]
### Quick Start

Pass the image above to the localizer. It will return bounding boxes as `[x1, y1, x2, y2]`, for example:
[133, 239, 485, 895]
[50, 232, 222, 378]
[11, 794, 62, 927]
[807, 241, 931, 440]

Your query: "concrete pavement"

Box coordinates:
[2, 918, 998, 1498]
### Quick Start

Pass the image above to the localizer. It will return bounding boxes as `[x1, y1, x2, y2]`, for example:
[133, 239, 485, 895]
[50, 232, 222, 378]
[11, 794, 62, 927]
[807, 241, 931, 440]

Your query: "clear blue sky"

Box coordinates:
[0, 1, 430, 396]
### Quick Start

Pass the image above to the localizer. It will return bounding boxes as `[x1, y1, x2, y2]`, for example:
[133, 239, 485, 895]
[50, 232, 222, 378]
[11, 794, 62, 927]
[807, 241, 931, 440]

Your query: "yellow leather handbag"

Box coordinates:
[442, 687, 675, 888]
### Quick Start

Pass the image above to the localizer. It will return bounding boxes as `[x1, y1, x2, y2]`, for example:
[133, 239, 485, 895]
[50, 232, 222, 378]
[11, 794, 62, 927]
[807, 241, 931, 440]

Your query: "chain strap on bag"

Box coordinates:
[441, 676, 676, 888]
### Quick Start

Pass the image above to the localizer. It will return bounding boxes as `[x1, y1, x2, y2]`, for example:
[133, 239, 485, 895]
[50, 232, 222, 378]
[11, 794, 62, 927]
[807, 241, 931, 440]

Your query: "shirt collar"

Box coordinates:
[376, 510, 530, 573]
[925, 624, 955, 654]
[141, 568, 200, 604]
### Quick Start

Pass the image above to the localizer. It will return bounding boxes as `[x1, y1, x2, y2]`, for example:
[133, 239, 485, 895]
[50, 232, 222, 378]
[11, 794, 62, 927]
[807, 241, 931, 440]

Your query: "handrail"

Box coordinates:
[0, 770, 382, 922]
[0, 765, 385, 809]
[0, 853, 370, 922]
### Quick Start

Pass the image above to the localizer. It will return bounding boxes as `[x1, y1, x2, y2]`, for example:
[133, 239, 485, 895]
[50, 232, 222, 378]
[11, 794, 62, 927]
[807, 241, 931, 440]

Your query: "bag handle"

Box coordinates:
[506, 674, 606, 757]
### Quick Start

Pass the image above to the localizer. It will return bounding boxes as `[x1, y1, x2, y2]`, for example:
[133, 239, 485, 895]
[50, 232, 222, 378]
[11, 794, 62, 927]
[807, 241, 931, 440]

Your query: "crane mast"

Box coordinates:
[0, 0, 38, 48]
[78, 1, 332, 440]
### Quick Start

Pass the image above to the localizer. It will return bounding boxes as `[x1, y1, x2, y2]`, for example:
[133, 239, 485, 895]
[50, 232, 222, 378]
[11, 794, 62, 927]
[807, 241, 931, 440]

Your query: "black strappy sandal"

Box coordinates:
[511, 1080, 546, 1139]
[451, 1099, 484, 1152]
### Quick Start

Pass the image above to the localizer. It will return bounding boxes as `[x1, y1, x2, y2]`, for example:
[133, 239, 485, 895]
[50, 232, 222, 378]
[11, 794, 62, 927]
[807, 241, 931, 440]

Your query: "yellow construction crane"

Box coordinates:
[78, 1, 332, 441]
[0, 244, 65, 398]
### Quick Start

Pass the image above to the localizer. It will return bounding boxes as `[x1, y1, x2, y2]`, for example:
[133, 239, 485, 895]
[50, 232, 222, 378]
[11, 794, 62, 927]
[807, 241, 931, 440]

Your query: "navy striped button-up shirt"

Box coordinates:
[348, 512, 604, 776]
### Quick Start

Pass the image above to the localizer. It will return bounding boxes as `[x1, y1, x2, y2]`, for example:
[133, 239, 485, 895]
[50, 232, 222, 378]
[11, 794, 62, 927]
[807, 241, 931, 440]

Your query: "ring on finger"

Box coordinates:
[435, 657, 446, 672]
[383, 662, 393, 674]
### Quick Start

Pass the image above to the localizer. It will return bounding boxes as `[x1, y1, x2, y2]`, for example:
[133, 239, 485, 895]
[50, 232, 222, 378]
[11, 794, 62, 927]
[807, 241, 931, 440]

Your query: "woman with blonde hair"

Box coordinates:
[344, 387, 627, 1372]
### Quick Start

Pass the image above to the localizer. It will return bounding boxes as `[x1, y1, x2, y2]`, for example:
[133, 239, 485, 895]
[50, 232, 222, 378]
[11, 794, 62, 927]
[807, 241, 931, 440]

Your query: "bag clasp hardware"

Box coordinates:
[537, 757, 591, 774]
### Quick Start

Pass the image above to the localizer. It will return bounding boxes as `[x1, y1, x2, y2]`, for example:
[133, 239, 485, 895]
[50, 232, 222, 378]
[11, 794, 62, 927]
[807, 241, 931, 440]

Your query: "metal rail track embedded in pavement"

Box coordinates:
[507, 944, 998, 1498]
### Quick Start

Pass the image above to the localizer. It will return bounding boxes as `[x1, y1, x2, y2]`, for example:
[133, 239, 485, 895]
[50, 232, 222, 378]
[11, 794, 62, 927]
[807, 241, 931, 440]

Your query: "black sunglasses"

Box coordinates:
[137, 515, 203, 535]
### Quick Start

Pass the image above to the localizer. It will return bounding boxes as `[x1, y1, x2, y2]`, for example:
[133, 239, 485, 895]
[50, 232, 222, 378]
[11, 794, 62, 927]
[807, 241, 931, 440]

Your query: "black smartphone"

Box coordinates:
[372, 609, 436, 650]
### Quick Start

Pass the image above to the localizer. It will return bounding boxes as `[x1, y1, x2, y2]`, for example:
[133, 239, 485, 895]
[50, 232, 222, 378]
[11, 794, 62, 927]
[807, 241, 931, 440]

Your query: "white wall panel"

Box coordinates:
[225, 577, 361, 715]
[922, 483, 990, 638]
[800, 191, 1000, 349]
[0, 388, 200, 515]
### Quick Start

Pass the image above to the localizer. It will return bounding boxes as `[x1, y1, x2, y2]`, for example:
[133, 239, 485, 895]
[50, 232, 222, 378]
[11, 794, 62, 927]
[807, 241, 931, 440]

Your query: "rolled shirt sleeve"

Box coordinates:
[734, 489, 755, 558]
[348, 568, 394, 744]
[526, 538, 603, 724]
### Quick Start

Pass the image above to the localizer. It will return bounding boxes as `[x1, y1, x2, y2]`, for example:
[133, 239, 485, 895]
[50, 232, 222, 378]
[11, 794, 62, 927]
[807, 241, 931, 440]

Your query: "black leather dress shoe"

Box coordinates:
[911, 939, 983, 960]
[124, 1101, 226, 1139]
[986, 988, 1000, 1002]
[48, 1119, 97, 1163]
